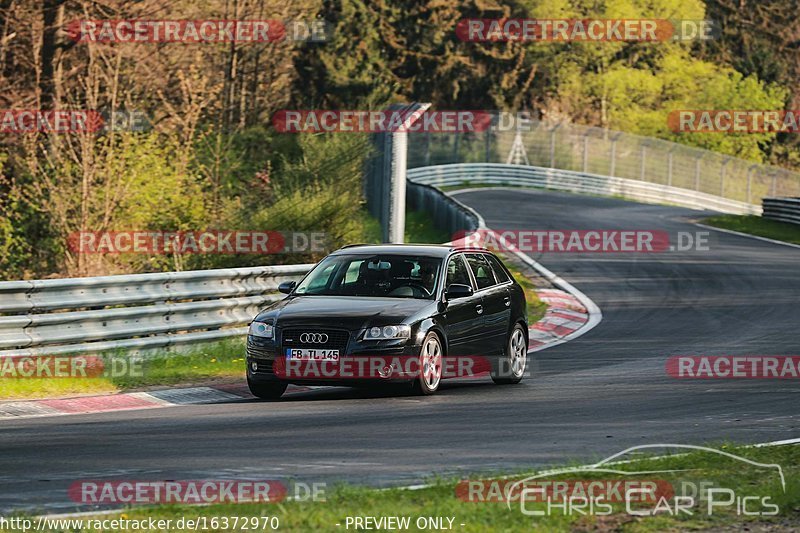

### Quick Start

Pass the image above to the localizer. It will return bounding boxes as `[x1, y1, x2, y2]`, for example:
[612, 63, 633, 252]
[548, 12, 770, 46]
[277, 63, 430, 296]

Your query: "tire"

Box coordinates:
[492, 324, 527, 385]
[413, 332, 443, 395]
[247, 377, 288, 400]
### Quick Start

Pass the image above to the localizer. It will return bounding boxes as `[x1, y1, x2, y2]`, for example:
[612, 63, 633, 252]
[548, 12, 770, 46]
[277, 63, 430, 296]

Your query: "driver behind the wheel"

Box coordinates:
[419, 262, 437, 295]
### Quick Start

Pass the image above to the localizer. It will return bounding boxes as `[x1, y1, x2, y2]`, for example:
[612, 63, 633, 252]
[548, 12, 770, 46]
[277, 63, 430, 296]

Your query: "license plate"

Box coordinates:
[285, 348, 340, 361]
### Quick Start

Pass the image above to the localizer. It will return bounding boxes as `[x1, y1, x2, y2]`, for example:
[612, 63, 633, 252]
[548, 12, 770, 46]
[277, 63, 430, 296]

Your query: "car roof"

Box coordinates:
[331, 243, 491, 258]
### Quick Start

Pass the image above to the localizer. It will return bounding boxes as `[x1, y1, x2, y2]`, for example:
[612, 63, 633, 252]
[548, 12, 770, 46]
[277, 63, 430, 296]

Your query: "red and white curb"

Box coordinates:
[0, 384, 314, 421]
[528, 288, 590, 351]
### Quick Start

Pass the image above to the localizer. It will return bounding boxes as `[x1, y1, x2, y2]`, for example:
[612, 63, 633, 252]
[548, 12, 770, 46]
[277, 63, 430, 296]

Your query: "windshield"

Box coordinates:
[294, 254, 442, 299]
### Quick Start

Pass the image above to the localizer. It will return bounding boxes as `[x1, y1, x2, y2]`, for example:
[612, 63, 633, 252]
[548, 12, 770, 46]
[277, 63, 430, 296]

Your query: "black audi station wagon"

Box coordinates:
[245, 244, 528, 398]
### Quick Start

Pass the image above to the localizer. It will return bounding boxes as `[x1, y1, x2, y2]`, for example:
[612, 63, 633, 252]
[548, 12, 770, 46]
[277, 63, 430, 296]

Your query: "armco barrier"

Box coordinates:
[408, 163, 762, 215]
[762, 197, 800, 225]
[407, 180, 481, 235]
[0, 264, 312, 358]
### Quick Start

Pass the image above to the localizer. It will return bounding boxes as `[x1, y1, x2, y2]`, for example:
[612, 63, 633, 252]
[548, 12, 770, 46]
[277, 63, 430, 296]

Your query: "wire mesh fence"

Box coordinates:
[406, 116, 800, 206]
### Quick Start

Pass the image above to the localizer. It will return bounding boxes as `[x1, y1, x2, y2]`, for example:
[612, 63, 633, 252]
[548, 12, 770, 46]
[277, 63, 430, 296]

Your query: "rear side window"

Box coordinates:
[446, 254, 472, 288]
[466, 254, 497, 290]
[484, 254, 510, 283]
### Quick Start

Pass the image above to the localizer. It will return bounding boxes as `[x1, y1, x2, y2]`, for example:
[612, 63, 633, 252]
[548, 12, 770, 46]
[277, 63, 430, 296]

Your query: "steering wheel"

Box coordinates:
[402, 282, 431, 298]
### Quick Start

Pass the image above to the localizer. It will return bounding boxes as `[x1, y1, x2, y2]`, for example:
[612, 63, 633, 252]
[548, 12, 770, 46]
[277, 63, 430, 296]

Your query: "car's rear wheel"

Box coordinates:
[414, 332, 443, 395]
[492, 324, 527, 384]
[247, 377, 287, 400]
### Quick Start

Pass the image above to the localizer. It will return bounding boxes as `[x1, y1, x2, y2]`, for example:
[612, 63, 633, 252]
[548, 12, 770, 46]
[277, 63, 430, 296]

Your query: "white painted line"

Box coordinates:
[753, 437, 800, 447]
[694, 222, 800, 251]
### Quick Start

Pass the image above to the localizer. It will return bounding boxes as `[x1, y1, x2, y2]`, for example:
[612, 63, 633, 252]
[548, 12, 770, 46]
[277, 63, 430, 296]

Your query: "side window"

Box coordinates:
[445, 255, 472, 288]
[344, 260, 363, 283]
[484, 254, 510, 283]
[466, 254, 497, 290]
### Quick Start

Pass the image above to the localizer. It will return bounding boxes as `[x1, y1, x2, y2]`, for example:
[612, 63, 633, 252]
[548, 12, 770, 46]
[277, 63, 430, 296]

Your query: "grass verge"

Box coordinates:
[404, 210, 452, 244]
[15, 443, 797, 532]
[0, 339, 246, 401]
[702, 214, 800, 245]
[501, 260, 548, 325]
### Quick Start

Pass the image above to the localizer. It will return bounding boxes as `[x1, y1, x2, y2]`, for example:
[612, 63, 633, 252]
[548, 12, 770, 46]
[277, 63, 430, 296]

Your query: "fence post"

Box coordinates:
[720, 157, 730, 197]
[640, 144, 646, 182]
[746, 165, 756, 204]
[549, 122, 562, 168]
[424, 130, 431, 166]
[609, 131, 621, 177]
[694, 155, 702, 191]
[582, 132, 589, 173]
[667, 147, 675, 187]
[388, 103, 430, 244]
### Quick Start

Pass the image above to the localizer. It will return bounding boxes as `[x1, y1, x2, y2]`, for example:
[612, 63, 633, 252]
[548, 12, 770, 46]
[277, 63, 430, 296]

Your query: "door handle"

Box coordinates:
[504, 297, 511, 307]
[475, 304, 483, 315]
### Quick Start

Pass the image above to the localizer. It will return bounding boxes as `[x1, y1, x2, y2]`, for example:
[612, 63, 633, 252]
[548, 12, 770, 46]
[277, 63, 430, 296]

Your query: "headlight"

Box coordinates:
[364, 324, 411, 340]
[249, 321, 274, 339]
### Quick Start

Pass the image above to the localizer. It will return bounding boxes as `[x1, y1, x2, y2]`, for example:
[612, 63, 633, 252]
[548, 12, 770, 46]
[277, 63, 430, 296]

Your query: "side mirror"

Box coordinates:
[278, 281, 296, 294]
[445, 283, 473, 299]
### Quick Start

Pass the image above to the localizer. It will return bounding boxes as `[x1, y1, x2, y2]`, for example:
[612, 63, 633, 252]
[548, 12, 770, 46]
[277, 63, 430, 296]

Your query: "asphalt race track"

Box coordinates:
[1, 188, 799, 513]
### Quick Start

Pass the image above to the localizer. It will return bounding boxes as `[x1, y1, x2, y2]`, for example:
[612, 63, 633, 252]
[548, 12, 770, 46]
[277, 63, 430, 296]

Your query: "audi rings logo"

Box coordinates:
[300, 333, 329, 343]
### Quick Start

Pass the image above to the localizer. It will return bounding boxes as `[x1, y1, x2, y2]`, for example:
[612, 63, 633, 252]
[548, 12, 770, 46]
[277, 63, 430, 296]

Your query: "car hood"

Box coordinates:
[255, 295, 434, 330]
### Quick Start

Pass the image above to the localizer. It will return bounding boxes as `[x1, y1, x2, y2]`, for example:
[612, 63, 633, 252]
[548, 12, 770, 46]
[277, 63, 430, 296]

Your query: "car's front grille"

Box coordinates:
[281, 328, 350, 352]
[246, 339, 274, 359]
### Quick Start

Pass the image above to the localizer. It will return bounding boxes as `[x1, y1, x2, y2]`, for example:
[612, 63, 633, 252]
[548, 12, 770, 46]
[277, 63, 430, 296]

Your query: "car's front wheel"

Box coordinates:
[414, 332, 443, 395]
[247, 377, 287, 400]
[492, 323, 527, 384]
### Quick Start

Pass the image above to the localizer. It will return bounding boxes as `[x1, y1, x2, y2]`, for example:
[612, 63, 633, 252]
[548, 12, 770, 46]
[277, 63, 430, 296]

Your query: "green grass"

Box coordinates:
[702, 214, 800, 245]
[0, 339, 246, 400]
[404, 210, 451, 244]
[15, 443, 797, 532]
[0, 378, 119, 400]
[500, 259, 548, 325]
[109, 338, 246, 390]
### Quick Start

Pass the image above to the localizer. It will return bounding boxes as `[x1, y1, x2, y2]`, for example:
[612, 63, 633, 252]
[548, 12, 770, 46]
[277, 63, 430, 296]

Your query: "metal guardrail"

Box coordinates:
[0, 264, 312, 358]
[762, 197, 800, 225]
[408, 163, 761, 215]
[407, 181, 481, 235]
[407, 116, 800, 205]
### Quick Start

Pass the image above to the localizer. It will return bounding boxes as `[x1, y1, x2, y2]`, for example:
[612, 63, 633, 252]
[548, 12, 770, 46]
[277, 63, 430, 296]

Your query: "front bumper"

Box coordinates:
[246, 332, 422, 386]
